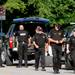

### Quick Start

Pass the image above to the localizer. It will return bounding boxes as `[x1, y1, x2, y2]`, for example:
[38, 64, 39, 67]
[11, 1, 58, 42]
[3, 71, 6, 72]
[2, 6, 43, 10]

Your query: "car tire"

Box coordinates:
[1, 50, 6, 63]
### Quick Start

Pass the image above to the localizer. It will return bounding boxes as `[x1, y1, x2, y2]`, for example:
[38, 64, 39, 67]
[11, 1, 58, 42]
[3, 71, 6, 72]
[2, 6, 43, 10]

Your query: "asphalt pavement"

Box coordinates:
[0, 59, 73, 75]
[0, 65, 74, 75]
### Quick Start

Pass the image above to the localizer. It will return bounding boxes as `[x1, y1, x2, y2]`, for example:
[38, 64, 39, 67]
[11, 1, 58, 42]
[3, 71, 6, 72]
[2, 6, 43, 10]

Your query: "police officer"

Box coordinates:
[67, 30, 75, 72]
[33, 26, 47, 71]
[16, 25, 29, 68]
[48, 24, 64, 74]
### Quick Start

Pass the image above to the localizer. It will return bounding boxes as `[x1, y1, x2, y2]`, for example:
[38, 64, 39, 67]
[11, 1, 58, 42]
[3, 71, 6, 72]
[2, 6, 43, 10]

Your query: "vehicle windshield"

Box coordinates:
[13, 23, 48, 36]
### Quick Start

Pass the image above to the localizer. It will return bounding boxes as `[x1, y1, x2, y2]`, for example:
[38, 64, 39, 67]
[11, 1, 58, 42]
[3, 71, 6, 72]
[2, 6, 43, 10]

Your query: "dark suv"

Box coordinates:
[6, 17, 49, 64]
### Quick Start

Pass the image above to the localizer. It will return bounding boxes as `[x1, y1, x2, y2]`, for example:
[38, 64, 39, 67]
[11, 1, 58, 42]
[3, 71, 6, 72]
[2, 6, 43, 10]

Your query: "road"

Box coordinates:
[0, 66, 74, 75]
[0, 59, 73, 75]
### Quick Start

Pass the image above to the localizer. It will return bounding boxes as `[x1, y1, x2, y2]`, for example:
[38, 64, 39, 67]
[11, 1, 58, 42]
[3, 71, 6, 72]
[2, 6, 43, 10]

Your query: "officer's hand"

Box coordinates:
[59, 39, 64, 44]
[35, 45, 39, 48]
[66, 49, 70, 54]
[59, 40, 63, 44]
[28, 44, 31, 47]
[55, 40, 59, 44]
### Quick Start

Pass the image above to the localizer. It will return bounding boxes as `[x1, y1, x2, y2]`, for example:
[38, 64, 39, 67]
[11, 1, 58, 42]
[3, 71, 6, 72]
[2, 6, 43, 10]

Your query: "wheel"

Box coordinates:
[1, 50, 6, 63]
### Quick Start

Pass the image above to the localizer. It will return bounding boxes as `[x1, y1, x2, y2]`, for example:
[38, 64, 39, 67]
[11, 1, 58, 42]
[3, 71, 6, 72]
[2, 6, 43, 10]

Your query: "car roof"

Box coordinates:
[13, 17, 49, 24]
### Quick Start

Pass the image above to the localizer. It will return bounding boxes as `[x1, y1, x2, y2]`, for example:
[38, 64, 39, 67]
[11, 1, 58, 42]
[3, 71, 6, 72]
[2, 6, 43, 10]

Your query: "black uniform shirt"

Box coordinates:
[48, 29, 64, 45]
[16, 30, 29, 43]
[33, 33, 47, 48]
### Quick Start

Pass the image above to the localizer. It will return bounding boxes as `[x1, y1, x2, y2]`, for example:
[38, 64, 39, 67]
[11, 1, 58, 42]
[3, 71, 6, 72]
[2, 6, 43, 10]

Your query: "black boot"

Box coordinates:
[17, 65, 22, 68]
[41, 68, 46, 71]
[54, 69, 60, 74]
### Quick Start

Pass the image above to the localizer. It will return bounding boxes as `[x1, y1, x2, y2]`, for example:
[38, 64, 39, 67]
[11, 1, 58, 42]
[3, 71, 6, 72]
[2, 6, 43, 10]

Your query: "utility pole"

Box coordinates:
[0, 5, 6, 33]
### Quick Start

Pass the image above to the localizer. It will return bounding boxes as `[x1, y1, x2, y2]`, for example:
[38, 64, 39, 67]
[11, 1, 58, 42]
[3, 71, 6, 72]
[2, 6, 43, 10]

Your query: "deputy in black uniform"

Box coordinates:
[48, 24, 64, 74]
[67, 30, 75, 72]
[16, 25, 29, 68]
[33, 26, 47, 71]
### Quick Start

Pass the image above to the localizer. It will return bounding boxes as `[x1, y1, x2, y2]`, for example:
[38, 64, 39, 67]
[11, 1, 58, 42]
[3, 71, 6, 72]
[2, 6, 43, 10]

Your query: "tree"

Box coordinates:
[2, 0, 75, 25]
[0, 0, 7, 5]
[4, 0, 26, 13]
[27, 0, 75, 25]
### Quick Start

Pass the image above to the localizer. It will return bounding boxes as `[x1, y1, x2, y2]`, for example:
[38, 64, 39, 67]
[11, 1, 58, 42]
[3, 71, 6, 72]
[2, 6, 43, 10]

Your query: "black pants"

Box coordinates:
[35, 48, 45, 69]
[52, 45, 62, 71]
[70, 49, 75, 70]
[18, 42, 28, 66]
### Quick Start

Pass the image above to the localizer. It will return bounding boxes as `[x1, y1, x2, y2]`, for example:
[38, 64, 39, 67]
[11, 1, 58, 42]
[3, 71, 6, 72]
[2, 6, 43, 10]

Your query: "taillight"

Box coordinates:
[9, 37, 13, 49]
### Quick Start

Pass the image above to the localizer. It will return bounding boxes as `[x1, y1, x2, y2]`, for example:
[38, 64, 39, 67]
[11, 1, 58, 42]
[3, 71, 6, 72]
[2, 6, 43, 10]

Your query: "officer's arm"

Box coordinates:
[48, 30, 58, 44]
[66, 37, 71, 54]
[66, 44, 70, 54]
[48, 38, 58, 44]
[45, 43, 48, 52]
[59, 31, 65, 44]
[33, 34, 39, 48]
[28, 37, 31, 46]
[59, 38, 65, 44]
[33, 41, 39, 48]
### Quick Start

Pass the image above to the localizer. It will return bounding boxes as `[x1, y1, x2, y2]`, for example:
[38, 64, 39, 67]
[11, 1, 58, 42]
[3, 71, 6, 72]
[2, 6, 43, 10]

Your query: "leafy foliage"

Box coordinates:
[2, 0, 75, 25]
[27, 0, 75, 25]
[4, 0, 26, 13]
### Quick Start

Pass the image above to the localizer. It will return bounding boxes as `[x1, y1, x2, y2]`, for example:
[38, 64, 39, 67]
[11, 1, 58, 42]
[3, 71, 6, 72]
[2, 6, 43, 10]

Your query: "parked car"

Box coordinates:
[0, 32, 6, 63]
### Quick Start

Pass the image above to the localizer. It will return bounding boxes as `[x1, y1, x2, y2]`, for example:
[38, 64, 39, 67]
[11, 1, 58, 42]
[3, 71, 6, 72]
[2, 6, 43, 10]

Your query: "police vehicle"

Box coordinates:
[0, 32, 6, 63]
[6, 17, 49, 64]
